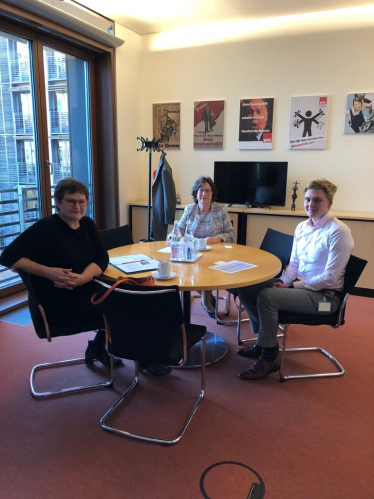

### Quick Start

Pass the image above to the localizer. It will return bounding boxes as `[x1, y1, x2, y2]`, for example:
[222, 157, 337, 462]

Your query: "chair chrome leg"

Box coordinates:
[279, 325, 345, 382]
[215, 290, 250, 327]
[30, 357, 115, 397]
[100, 337, 206, 446]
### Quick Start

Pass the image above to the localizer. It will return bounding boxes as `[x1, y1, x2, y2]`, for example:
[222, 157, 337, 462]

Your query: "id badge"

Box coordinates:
[318, 302, 331, 312]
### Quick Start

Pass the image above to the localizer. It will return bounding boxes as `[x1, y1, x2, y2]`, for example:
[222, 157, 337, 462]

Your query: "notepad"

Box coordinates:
[109, 254, 159, 274]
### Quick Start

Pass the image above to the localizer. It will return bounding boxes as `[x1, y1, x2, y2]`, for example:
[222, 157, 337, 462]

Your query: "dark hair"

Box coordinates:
[303, 178, 337, 202]
[54, 177, 89, 208]
[191, 176, 218, 204]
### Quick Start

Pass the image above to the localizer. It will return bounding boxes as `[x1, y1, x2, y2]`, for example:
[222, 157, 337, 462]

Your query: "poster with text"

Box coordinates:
[344, 93, 374, 134]
[239, 98, 274, 149]
[153, 102, 180, 149]
[289, 95, 328, 150]
[194, 100, 224, 149]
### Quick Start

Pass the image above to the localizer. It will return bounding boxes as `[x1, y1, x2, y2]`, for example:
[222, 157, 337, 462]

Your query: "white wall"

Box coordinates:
[114, 24, 142, 224]
[122, 26, 374, 213]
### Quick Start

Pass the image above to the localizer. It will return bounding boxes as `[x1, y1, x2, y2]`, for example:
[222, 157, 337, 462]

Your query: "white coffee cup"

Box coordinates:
[158, 261, 171, 278]
[197, 238, 208, 250]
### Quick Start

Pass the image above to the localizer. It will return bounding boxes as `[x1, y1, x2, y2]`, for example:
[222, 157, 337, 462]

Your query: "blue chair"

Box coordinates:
[216, 228, 294, 345]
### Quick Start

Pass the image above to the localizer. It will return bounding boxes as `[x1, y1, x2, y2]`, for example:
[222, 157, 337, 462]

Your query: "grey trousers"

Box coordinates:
[237, 279, 342, 348]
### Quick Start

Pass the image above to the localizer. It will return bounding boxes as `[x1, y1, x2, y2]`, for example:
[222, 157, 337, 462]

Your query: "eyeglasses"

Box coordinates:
[63, 198, 87, 207]
[198, 189, 212, 194]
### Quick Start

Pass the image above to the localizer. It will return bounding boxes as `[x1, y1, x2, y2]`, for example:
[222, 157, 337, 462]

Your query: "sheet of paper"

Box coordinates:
[210, 260, 257, 274]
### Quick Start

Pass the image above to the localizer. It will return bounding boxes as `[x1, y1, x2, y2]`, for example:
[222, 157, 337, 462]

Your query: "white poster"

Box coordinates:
[289, 95, 328, 150]
[344, 93, 374, 134]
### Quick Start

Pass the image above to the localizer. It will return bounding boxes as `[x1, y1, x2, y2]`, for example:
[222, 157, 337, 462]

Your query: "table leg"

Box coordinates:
[182, 290, 191, 325]
[182, 291, 228, 368]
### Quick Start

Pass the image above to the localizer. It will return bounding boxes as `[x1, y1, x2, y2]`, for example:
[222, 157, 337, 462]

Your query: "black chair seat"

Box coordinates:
[279, 310, 343, 327]
[108, 323, 206, 366]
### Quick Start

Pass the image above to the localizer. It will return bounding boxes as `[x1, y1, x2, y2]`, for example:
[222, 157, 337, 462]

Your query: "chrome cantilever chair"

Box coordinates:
[216, 228, 294, 345]
[99, 224, 133, 250]
[18, 270, 114, 397]
[278, 254, 367, 382]
[93, 278, 206, 446]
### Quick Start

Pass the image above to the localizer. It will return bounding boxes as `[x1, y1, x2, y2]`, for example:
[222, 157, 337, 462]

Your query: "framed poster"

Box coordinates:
[289, 95, 328, 150]
[238, 98, 274, 149]
[344, 93, 374, 134]
[194, 100, 224, 149]
[153, 102, 180, 149]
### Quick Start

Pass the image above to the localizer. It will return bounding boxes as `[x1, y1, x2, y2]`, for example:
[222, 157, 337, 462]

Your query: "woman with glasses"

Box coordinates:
[0, 177, 121, 368]
[170, 175, 235, 317]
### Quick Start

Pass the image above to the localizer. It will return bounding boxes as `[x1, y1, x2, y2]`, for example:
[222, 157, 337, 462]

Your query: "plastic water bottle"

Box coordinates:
[170, 220, 182, 260]
[183, 220, 195, 260]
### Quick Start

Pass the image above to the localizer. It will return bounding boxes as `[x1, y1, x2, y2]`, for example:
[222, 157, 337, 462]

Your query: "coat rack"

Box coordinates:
[137, 136, 163, 241]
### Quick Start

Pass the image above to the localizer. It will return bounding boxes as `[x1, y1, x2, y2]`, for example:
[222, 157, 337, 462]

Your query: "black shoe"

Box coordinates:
[85, 340, 123, 367]
[201, 300, 215, 318]
[238, 356, 280, 380]
[237, 343, 262, 358]
[139, 362, 172, 377]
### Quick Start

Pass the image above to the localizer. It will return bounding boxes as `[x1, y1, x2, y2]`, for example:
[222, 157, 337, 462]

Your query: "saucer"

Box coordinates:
[151, 271, 177, 280]
[198, 246, 211, 252]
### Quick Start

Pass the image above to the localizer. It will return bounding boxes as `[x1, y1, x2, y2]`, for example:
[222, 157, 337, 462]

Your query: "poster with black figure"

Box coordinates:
[289, 95, 328, 150]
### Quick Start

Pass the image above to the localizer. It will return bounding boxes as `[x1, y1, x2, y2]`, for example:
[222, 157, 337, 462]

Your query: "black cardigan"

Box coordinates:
[0, 214, 109, 328]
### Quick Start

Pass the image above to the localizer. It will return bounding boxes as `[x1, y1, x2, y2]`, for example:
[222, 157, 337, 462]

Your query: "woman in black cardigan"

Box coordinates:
[0, 177, 120, 367]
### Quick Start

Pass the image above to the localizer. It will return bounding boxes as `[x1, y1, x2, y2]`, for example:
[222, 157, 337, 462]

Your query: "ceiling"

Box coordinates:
[76, 0, 374, 35]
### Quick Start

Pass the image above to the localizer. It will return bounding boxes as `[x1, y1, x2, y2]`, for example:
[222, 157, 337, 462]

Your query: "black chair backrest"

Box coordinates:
[17, 269, 47, 338]
[93, 278, 185, 366]
[99, 224, 133, 251]
[342, 254, 367, 295]
[260, 228, 294, 277]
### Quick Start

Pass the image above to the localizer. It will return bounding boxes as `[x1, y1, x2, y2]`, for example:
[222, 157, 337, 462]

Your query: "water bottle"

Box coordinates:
[170, 220, 182, 260]
[183, 220, 195, 260]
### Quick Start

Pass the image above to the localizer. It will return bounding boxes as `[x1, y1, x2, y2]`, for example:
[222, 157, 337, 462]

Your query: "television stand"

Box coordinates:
[245, 205, 271, 210]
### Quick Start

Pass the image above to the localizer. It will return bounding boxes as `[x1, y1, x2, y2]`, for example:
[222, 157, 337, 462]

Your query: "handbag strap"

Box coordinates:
[91, 275, 154, 305]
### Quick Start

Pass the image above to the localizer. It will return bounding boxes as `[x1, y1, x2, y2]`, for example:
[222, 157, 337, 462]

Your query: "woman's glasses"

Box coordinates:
[63, 198, 88, 207]
[198, 189, 212, 193]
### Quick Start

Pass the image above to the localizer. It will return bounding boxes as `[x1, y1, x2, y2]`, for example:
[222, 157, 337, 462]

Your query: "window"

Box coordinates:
[0, 13, 119, 296]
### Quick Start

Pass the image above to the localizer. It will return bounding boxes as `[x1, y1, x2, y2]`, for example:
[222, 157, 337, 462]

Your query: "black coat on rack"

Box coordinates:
[151, 152, 176, 241]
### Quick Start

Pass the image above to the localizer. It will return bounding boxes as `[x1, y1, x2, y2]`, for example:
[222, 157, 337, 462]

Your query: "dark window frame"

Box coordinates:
[0, 3, 119, 298]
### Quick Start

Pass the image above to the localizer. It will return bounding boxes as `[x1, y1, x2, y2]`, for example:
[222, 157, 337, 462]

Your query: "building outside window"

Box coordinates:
[0, 31, 93, 291]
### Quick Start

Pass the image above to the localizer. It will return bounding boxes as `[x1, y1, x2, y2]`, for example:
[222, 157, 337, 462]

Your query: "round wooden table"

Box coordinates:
[104, 241, 281, 366]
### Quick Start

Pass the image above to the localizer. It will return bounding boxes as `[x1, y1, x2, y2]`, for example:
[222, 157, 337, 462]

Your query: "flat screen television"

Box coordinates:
[214, 161, 288, 207]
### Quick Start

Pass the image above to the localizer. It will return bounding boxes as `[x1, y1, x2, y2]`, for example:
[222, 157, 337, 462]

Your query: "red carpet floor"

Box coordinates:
[0, 295, 373, 498]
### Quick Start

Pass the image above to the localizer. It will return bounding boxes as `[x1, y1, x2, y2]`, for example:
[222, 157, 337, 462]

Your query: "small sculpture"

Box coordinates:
[291, 181, 299, 211]
[176, 192, 181, 205]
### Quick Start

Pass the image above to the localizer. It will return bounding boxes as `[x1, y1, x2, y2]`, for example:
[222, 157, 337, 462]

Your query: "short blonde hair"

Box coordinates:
[303, 179, 337, 202]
